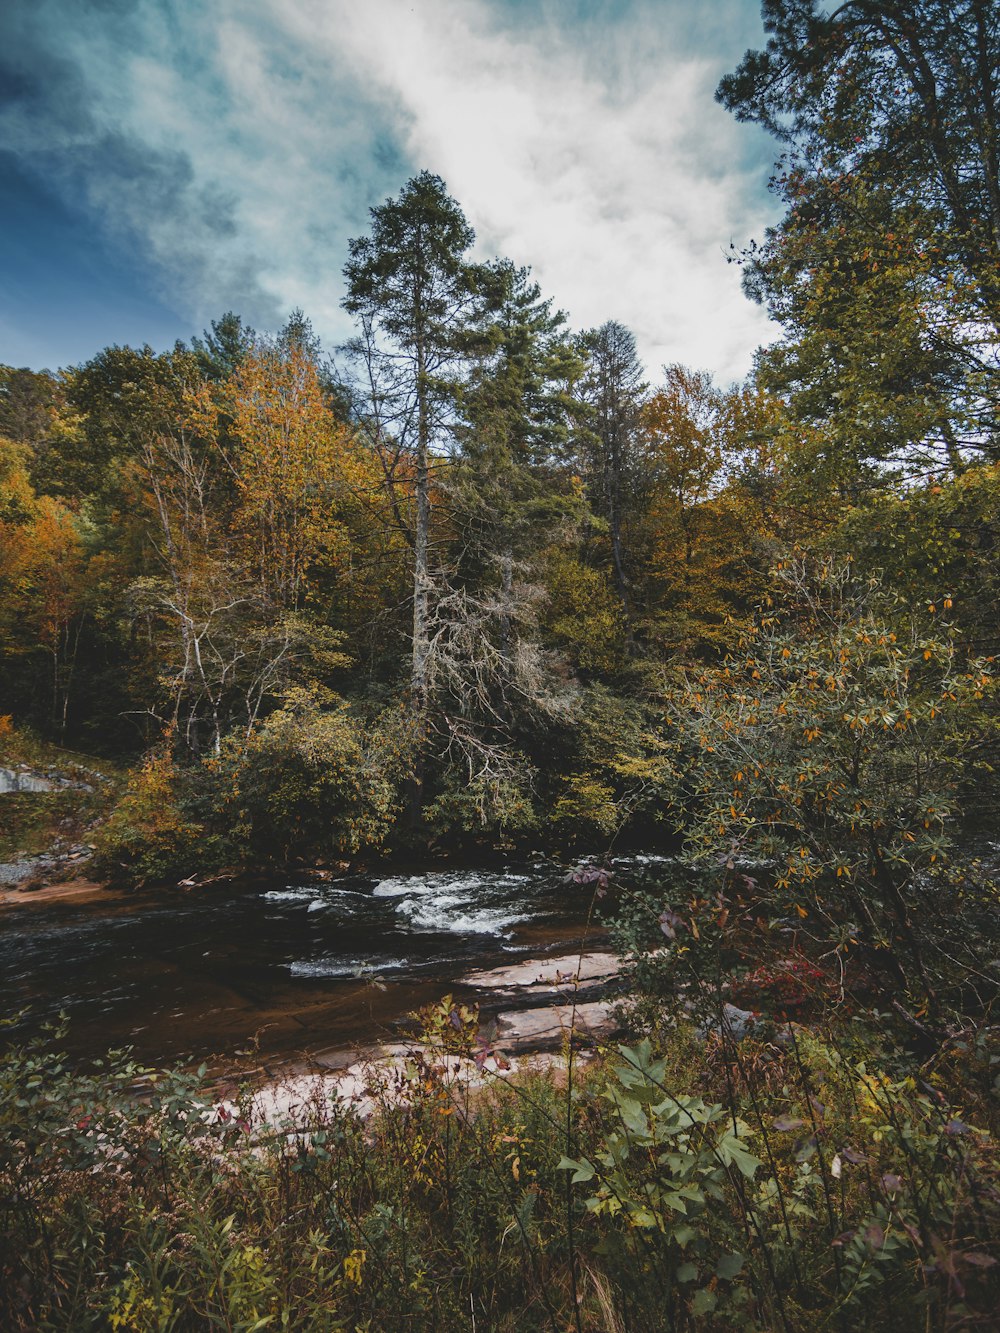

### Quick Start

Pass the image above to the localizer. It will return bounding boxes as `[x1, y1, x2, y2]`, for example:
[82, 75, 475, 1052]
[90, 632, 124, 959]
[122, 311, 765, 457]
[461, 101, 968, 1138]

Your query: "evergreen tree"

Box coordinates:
[342, 172, 487, 775]
[574, 320, 646, 630]
[191, 312, 256, 382]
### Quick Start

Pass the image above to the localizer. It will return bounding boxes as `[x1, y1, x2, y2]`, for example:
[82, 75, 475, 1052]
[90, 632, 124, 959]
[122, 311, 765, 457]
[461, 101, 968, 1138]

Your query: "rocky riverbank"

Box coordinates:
[214, 950, 626, 1123]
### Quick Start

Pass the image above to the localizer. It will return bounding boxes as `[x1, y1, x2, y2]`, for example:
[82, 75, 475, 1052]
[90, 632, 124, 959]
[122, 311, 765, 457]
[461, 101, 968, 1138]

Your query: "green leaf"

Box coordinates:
[717, 1252, 745, 1280]
[676, 1261, 699, 1283]
[717, 1134, 761, 1179]
[692, 1287, 718, 1315]
[557, 1155, 595, 1183]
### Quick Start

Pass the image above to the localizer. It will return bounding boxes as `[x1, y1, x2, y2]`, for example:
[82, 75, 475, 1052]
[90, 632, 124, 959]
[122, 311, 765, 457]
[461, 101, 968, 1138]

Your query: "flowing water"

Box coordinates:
[0, 857, 670, 1068]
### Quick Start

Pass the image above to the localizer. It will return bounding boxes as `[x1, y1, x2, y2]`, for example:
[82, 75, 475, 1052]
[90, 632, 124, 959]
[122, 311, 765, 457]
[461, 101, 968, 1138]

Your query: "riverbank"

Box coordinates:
[222, 955, 625, 1122]
[0, 875, 127, 909]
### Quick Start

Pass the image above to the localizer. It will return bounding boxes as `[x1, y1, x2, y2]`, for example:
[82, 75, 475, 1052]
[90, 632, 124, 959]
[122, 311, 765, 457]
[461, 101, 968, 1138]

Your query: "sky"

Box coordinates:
[0, 0, 781, 384]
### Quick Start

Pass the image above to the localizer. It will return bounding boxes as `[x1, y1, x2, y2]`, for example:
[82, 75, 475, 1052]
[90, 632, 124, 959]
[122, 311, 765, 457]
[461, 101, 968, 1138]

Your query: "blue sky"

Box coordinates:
[0, 0, 780, 382]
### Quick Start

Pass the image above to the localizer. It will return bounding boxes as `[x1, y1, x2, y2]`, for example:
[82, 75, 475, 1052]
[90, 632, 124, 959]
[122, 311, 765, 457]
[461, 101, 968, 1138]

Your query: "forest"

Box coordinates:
[1, 0, 999, 1328]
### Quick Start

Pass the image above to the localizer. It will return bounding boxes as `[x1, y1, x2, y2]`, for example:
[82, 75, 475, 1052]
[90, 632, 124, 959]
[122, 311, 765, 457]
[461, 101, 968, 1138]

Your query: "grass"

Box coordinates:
[1, 996, 997, 1331]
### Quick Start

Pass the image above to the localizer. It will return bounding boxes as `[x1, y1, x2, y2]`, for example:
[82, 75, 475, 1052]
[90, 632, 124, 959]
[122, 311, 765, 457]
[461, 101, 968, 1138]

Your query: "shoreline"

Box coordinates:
[0, 876, 128, 909]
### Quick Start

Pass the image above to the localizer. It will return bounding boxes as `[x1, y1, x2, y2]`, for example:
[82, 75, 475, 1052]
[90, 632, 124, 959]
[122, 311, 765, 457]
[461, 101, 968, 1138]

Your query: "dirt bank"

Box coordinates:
[0, 876, 127, 909]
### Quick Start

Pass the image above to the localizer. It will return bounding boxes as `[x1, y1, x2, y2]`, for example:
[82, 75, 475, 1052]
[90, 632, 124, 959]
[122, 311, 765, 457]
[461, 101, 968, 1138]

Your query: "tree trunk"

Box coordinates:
[409, 332, 431, 824]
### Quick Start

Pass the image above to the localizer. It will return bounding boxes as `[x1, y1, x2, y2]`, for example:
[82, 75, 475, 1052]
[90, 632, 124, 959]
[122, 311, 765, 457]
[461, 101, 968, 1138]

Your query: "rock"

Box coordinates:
[308, 1046, 370, 1071]
[0, 765, 92, 794]
[493, 1000, 623, 1051]
[697, 1003, 760, 1042]
[0, 766, 56, 793]
[461, 954, 618, 997]
[243, 1043, 600, 1127]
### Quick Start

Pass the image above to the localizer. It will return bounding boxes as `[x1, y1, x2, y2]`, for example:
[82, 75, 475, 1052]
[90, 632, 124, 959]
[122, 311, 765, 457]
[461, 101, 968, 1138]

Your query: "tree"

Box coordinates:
[130, 340, 363, 756]
[68, 343, 204, 501]
[203, 340, 368, 614]
[639, 367, 727, 647]
[415, 261, 585, 826]
[342, 172, 487, 803]
[190, 312, 255, 382]
[451, 261, 582, 651]
[0, 365, 89, 501]
[634, 368, 782, 652]
[719, 0, 1000, 483]
[0, 366, 60, 450]
[574, 321, 646, 629]
[0, 438, 89, 739]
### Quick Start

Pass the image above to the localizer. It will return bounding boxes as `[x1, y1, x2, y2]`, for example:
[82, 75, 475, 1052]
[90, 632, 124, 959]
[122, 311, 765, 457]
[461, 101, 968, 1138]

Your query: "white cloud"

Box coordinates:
[6, 0, 781, 382]
[273, 0, 780, 381]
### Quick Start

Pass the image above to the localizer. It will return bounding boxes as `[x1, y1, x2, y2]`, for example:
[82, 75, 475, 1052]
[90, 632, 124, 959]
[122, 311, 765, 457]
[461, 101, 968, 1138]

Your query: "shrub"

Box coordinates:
[213, 689, 408, 863]
[93, 745, 211, 886]
[658, 556, 998, 1012]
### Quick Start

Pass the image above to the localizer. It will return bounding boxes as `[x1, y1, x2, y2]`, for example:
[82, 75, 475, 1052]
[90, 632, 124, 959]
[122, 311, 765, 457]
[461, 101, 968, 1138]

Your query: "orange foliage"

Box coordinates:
[188, 344, 375, 611]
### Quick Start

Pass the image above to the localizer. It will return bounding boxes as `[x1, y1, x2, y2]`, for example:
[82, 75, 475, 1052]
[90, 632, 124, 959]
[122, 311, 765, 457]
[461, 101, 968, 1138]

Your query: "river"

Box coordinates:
[0, 857, 668, 1069]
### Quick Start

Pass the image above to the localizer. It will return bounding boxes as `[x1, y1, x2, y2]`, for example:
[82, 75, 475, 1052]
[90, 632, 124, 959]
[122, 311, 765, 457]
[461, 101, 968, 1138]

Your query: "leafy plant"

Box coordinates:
[560, 1038, 761, 1325]
[662, 556, 998, 1011]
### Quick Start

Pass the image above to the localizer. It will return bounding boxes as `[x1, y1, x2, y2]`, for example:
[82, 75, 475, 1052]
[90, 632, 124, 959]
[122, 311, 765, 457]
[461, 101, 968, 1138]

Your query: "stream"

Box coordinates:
[0, 857, 669, 1069]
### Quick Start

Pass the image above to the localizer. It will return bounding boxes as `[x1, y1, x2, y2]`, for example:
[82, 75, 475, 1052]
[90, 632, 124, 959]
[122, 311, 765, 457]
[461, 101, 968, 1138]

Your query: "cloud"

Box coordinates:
[277, 0, 780, 380]
[0, 0, 780, 382]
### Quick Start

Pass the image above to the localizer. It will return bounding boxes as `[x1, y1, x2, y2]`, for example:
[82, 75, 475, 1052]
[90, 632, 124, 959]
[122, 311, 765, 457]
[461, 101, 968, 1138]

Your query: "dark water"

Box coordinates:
[0, 857, 669, 1069]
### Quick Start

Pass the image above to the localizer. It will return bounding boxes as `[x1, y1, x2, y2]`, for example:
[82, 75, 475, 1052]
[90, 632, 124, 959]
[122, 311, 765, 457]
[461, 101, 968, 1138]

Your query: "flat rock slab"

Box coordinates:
[0, 876, 116, 906]
[494, 999, 622, 1051]
[459, 951, 619, 993]
[239, 1045, 597, 1126]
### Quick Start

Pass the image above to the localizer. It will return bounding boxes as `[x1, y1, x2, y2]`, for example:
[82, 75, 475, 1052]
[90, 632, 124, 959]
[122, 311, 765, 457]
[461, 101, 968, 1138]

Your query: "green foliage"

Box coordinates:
[829, 465, 1000, 656]
[94, 744, 215, 886]
[541, 685, 670, 846]
[541, 550, 629, 676]
[720, 0, 1000, 482]
[215, 689, 408, 862]
[659, 556, 998, 1005]
[423, 759, 540, 840]
[0, 720, 118, 861]
[560, 1038, 759, 1323]
[2, 1004, 998, 1330]
[95, 692, 414, 880]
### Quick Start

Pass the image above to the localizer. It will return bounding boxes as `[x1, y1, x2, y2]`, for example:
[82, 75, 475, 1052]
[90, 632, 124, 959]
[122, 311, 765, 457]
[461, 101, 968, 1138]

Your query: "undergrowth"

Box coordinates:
[1, 996, 997, 1331]
[0, 720, 119, 863]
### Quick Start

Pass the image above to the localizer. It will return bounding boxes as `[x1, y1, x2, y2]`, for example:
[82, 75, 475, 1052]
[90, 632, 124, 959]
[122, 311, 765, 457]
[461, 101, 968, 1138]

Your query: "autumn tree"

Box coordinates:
[0, 438, 89, 739]
[621, 368, 779, 653]
[209, 340, 367, 613]
[130, 339, 367, 755]
[666, 555, 997, 1009]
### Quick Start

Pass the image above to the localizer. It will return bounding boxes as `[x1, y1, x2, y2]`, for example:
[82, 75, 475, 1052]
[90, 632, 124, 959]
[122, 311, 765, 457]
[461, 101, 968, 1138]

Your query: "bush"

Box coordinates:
[93, 745, 211, 886]
[656, 556, 999, 1012]
[213, 689, 409, 863]
[1, 1005, 997, 1330]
